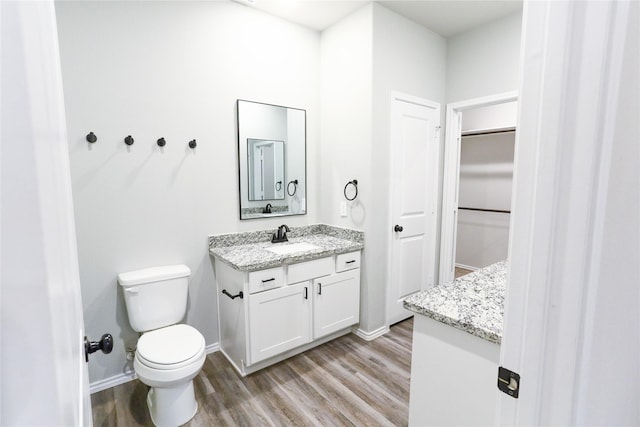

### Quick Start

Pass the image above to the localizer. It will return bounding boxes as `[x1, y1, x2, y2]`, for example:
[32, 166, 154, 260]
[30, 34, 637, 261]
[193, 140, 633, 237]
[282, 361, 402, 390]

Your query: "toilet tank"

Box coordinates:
[118, 265, 191, 332]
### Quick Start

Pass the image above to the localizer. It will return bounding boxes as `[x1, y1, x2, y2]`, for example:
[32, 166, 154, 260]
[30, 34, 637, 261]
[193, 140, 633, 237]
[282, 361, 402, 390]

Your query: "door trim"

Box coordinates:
[439, 91, 518, 285]
[386, 91, 441, 327]
[498, 1, 634, 424]
[2, 0, 92, 424]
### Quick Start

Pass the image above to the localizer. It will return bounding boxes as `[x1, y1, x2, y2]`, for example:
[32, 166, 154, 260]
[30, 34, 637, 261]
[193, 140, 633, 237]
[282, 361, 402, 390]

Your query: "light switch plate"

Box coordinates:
[340, 201, 347, 217]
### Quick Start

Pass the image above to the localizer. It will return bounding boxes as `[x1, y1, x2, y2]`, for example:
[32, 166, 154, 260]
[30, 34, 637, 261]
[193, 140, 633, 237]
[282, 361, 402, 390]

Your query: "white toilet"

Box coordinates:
[118, 265, 205, 427]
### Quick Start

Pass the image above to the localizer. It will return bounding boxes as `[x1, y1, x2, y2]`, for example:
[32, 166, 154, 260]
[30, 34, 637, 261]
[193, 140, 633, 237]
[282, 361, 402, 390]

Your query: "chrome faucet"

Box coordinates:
[271, 224, 290, 243]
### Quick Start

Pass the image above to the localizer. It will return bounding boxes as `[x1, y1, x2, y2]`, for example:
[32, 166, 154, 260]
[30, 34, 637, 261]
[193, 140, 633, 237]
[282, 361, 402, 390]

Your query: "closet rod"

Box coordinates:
[461, 128, 516, 137]
[458, 207, 511, 214]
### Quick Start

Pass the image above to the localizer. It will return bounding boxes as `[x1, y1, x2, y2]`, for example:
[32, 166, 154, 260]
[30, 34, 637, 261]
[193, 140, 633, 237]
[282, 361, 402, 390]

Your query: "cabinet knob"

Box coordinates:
[394, 224, 404, 232]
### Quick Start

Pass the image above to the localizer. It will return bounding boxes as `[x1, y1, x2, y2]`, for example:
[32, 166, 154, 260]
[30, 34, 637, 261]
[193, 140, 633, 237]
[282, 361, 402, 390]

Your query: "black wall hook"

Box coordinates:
[188, 139, 197, 149]
[124, 135, 134, 146]
[157, 137, 166, 147]
[86, 132, 97, 143]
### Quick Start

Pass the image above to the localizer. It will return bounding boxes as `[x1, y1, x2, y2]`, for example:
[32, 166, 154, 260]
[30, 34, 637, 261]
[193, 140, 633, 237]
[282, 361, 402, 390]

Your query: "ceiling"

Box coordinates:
[239, 0, 523, 37]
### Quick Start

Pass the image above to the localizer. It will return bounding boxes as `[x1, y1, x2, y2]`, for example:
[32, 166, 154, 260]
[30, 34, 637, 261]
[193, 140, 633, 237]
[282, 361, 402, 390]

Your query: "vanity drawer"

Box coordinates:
[288, 257, 333, 284]
[336, 251, 361, 272]
[248, 267, 284, 294]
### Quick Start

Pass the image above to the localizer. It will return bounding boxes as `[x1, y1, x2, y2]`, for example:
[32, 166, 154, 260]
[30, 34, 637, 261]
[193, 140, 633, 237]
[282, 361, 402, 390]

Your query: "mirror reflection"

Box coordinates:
[237, 100, 306, 220]
[247, 139, 285, 201]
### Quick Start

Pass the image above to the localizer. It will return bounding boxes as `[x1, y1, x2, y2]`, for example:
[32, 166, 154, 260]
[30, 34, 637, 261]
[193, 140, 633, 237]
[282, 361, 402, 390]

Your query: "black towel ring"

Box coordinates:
[287, 179, 298, 196]
[344, 179, 358, 201]
[275, 181, 282, 192]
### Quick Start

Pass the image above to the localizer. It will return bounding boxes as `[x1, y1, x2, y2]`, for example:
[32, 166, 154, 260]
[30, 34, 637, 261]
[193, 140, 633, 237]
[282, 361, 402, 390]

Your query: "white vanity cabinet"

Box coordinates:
[214, 250, 361, 376]
[312, 269, 360, 339]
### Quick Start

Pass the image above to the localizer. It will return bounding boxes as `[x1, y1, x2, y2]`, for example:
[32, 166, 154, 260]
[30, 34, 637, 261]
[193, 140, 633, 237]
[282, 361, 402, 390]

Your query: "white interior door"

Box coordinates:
[387, 93, 440, 325]
[1, 1, 92, 425]
[498, 1, 638, 424]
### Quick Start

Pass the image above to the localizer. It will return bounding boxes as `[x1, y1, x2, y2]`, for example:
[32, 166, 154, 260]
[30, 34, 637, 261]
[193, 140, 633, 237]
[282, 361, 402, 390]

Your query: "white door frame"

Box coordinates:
[1, 0, 92, 424]
[386, 91, 441, 326]
[439, 91, 517, 284]
[498, 0, 636, 424]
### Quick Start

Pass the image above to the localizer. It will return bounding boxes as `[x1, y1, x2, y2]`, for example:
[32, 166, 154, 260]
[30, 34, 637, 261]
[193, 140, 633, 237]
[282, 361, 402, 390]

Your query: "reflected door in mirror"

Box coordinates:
[247, 139, 285, 201]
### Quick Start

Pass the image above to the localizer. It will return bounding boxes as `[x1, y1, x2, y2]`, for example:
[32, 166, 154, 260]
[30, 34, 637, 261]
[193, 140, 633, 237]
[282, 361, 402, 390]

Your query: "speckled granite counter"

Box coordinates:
[403, 260, 507, 344]
[209, 224, 363, 271]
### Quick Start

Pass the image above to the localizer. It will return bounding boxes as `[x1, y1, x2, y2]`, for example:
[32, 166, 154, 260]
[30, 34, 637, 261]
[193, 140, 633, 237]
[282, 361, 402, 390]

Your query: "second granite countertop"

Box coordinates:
[403, 260, 507, 344]
[209, 224, 364, 272]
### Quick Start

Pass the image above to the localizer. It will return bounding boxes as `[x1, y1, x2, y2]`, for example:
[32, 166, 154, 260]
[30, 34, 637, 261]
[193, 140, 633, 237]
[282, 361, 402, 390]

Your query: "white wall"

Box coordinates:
[287, 108, 307, 213]
[446, 12, 522, 103]
[55, 0, 320, 385]
[319, 5, 374, 325]
[320, 3, 446, 332]
[370, 4, 446, 329]
[461, 102, 518, 132]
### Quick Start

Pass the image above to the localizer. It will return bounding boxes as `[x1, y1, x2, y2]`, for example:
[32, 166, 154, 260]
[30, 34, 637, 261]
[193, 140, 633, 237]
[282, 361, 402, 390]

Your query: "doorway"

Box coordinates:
[439, 92, 518, 284]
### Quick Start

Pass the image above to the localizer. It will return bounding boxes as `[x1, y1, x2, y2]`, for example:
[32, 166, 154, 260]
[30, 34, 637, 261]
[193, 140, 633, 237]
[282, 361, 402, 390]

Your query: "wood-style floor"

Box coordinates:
[92, 318, 413, 427]
[455, 266, 473, 279]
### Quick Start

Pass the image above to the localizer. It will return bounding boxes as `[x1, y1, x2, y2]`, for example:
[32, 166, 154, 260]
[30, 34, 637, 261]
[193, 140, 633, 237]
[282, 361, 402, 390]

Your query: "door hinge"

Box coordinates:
[497, 366, 520, 398]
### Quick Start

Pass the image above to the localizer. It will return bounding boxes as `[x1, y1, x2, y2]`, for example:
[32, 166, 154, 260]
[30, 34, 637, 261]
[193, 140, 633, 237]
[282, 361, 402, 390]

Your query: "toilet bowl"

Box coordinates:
[134, 324, 205, 426]
[118, 265, 205, 427]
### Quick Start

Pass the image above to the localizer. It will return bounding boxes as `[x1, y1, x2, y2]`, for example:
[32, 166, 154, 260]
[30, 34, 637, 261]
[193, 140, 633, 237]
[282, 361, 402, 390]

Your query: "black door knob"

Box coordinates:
[394, 225, 404, 232]
[86, 132, 97, 143]
[84, 333, 114, 362]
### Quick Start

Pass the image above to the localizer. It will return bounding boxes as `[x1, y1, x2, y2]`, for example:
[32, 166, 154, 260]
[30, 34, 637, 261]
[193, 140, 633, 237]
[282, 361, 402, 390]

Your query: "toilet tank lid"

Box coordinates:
[118, 265, 190, 287]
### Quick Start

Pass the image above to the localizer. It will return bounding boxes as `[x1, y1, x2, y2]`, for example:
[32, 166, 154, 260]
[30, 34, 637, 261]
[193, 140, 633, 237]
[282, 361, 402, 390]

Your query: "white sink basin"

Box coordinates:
[266, 242, 320, 255]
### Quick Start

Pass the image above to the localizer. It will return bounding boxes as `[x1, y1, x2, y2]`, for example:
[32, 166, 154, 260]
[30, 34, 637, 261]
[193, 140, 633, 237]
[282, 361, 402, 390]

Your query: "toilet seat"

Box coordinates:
[136, 324, 205, 370]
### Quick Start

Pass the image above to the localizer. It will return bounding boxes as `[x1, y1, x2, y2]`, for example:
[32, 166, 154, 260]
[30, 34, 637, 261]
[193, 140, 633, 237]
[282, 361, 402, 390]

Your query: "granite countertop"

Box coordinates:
[209, 224, 363, 272]
[403, 260, 507, 344]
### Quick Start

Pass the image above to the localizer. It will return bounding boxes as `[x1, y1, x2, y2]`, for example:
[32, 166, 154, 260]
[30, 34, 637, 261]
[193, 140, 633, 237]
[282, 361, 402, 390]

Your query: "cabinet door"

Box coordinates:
[248, 281, 311, 364]
[313, 269, 360, 339]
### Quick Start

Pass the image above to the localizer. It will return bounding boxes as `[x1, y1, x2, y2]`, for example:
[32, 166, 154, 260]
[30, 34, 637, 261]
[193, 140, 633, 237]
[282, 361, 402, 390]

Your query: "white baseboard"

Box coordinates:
[352, 325, 389, 341]
[90, 371, 136, 394]
[205, 342, 220, 354]
[455, 263, 479, 271]
[89, 341, 220, 394]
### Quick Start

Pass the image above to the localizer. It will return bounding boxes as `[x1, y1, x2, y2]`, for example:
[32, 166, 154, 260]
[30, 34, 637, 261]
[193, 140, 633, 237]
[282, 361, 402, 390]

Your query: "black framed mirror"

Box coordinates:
[237, 100, 307, 220]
